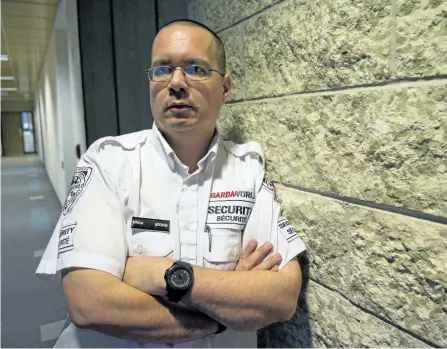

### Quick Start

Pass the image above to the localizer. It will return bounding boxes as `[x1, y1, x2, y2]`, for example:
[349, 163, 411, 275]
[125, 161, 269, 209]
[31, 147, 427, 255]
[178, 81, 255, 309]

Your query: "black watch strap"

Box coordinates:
[166, 286, 187, 303]
[215, 323, 227, 334]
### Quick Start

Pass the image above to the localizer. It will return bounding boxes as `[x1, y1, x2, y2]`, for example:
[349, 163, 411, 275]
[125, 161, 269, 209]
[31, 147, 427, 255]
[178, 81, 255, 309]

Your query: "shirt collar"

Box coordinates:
[151, 122, 219, 173]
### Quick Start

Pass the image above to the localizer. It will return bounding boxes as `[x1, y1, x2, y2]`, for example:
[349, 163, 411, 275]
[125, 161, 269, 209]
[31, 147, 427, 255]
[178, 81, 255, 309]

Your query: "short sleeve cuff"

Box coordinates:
[57, 251, 124, 279]
[279, 237, 306, 270]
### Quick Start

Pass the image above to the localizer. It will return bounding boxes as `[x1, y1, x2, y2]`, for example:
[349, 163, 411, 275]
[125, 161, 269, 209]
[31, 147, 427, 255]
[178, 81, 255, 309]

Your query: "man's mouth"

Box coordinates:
[167, 103, 193, 112]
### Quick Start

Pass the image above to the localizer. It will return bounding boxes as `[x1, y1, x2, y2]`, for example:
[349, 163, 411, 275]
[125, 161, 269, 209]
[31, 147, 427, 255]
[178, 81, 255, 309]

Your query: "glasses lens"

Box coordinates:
[151, 66, 172, 81]
[183, 65, 209, 81]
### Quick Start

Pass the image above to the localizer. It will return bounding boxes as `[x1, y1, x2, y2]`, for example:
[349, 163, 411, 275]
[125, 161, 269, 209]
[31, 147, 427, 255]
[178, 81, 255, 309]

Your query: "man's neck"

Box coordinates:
[163, 129, 215, 174]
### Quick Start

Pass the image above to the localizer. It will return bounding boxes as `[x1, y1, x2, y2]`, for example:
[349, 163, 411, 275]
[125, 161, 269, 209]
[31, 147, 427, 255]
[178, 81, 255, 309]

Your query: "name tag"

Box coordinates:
[207, 189, 255, 230]
[131, 217, 170, 233]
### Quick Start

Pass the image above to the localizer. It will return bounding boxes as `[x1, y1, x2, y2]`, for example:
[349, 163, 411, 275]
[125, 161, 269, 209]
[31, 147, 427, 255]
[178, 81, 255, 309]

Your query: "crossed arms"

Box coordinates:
[62, 240, 302, 343]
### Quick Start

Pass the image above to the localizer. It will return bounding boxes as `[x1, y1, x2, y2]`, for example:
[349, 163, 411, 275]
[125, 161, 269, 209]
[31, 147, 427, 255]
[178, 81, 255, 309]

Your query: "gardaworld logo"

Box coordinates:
[62, 167, 92, 215]
[210, 190, 255, 199]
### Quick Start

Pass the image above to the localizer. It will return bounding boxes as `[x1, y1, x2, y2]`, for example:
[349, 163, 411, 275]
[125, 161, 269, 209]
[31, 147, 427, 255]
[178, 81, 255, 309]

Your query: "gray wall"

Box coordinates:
[77, 0, 157, 146]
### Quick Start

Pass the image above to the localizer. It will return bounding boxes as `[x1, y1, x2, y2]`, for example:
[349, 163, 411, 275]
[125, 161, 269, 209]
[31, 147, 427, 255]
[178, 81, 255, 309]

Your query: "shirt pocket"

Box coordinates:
[203, 228, 242, 271]
[129, 229, 173, 258]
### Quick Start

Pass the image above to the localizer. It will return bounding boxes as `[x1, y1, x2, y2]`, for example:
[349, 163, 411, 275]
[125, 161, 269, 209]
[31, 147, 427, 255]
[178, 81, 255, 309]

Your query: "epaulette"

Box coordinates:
[95, 130, 150, 151]
[223, 140, 265, 166]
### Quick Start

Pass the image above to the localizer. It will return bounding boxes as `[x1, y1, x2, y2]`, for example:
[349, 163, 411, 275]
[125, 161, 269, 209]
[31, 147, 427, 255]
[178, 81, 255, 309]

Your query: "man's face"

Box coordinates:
[150, 24, 231, 137]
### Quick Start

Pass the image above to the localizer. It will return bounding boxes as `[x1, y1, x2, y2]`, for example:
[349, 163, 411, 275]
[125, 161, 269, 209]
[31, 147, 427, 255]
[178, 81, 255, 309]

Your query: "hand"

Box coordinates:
[123, 256, 173, 296]
[235, 240, 282, 272]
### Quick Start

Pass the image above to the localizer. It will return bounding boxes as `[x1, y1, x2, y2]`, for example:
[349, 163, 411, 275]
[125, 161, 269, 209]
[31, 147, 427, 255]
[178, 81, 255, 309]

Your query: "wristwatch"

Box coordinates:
[164, 261, 194, 303]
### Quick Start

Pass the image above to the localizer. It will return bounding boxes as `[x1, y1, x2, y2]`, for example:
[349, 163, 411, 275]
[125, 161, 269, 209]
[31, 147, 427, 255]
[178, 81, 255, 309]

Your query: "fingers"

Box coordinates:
[236, 241, 275, 271]
[240, 239, 258, 261]
[235, 240, 258, 271]
[254, 253, 282, 271]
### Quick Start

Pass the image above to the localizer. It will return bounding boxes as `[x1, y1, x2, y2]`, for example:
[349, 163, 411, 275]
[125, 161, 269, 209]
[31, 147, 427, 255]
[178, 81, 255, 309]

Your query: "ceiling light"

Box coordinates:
[0, 55, 9, 61]
[1, 87, 17, 91]
[1, 76, 14, 81]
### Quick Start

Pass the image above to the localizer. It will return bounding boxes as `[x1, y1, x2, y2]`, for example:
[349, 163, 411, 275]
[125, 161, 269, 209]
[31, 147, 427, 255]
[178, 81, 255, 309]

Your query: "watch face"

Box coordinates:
[170, 268, 191, 289]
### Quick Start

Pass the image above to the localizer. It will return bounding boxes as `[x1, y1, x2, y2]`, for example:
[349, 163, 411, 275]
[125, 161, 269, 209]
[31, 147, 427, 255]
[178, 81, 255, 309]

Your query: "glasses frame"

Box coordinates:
[145, 65, 225, 82]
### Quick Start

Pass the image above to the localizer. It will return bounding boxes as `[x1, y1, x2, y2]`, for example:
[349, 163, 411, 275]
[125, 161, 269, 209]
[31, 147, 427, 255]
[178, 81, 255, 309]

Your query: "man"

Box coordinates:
[36, 19, 306, 347]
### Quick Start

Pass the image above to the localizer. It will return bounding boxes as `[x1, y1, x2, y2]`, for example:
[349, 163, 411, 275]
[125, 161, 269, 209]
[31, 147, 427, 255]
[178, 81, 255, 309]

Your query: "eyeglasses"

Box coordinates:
[146, 65, 224, 82]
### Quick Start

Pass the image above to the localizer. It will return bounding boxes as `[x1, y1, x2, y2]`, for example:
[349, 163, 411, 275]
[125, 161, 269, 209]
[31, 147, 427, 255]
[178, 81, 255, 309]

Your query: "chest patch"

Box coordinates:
[207, 189, 255, 229]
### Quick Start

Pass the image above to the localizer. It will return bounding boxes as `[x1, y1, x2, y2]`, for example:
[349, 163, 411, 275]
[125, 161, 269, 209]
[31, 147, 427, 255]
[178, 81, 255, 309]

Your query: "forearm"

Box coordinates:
[63, 269, 217, 343]
[183, 266, 300, 331]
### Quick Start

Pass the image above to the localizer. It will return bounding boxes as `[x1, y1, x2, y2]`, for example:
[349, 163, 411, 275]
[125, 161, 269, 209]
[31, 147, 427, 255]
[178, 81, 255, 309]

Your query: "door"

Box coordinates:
[21, 112, 36, 153]
[1, 113, 24, 155]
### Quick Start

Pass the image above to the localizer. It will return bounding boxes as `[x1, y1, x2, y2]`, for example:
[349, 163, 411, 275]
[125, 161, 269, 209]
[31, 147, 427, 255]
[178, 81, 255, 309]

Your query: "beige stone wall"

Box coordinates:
[187, 0, 446, 347]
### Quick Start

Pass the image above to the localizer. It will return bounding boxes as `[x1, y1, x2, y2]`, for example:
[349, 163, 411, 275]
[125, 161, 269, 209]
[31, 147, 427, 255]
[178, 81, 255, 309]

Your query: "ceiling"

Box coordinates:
[1, 0, 59, 102]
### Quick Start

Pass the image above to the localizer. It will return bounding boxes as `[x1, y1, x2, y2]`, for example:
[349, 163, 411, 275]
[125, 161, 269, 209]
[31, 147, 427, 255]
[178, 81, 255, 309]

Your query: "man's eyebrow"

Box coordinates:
[152, 59, 171, 66]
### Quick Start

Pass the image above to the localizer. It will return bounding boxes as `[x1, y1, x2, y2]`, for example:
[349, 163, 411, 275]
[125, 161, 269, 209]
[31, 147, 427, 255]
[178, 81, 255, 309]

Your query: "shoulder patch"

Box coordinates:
[262, 176, 276, 193]
[62, 167, 93, 216]
[278, 217, 299, 243]
[262, 176, 281, 203]
[58, 223, 77, 255]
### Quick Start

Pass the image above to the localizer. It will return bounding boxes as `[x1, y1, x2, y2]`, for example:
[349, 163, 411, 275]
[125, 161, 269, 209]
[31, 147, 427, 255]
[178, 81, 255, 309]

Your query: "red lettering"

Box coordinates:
[211, 191, 239, 199]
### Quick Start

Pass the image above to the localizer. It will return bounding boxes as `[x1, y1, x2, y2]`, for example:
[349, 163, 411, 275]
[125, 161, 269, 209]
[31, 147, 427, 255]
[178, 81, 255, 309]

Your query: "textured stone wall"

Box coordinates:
[187, 0, 446, 347]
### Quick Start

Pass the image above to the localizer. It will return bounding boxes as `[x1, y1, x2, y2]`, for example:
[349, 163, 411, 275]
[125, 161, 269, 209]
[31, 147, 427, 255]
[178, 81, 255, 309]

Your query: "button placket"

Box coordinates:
[178, 176, 199, 263]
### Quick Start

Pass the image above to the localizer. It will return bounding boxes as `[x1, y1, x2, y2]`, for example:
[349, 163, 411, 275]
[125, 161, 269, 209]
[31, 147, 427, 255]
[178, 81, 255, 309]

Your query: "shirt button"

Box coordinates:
[136, 245, 145, 254]
[228, 246, 239, 260]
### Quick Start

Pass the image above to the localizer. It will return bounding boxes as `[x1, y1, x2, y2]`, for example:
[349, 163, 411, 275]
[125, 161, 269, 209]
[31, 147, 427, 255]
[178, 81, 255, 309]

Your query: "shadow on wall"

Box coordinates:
[222, 120, 313, 347]
[258, 252, 312, 348]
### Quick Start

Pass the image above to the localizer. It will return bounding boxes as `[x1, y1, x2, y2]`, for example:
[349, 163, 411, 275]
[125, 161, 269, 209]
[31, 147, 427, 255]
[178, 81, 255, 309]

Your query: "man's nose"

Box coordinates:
[168, 68, 188, 92]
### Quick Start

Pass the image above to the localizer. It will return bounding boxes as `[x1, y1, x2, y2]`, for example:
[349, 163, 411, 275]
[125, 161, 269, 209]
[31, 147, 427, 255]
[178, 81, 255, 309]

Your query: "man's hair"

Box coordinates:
[158, 19, 226, 74]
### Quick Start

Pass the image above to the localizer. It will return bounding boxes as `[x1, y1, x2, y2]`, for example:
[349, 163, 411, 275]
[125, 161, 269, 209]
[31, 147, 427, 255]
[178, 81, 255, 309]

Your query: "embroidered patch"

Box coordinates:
[262, 176, 275, 193]
[278, 217, 299, 243]
[207, 189, 256, 230]
[262, 176, 281, 203]
[62, 167, 93, 216]
[58, 223, 76, 255]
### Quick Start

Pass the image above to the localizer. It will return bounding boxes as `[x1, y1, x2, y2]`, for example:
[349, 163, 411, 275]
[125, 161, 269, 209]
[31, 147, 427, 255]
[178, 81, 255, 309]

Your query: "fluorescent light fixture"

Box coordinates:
[1, 76, 14, 81]
[0, 55, 9, 61]
[1, 87, 17, 91]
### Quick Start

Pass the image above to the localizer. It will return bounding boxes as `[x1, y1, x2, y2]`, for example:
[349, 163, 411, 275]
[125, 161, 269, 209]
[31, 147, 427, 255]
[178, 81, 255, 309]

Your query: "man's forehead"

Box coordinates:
[152, 24, 216, 63]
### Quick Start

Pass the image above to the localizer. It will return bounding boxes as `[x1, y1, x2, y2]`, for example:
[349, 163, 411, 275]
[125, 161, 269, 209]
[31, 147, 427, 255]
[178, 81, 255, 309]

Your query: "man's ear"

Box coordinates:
[222, 75, 232, 102]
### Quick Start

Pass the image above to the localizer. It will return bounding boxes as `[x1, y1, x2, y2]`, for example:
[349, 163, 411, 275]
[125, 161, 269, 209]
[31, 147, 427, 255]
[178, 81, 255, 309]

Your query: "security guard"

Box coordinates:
[36, 19, 306, 347]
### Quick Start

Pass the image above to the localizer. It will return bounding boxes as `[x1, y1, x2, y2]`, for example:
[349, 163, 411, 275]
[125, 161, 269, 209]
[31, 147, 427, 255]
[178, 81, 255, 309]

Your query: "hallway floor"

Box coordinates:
[1, 155, 67, 347]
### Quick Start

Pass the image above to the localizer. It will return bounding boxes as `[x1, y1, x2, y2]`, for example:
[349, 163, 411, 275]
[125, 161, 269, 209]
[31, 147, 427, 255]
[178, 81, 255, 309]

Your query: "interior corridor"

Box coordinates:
[1, 155, 67, 347]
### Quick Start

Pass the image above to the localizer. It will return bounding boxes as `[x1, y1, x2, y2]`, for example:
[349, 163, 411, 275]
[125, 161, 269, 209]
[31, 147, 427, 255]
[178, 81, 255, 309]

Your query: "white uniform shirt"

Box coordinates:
[36, 124, 306, 348]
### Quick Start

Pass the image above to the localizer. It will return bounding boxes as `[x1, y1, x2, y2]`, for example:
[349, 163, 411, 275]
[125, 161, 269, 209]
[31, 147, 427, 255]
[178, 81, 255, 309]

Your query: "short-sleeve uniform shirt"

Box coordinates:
[36, 124, 306, 348]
